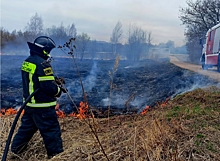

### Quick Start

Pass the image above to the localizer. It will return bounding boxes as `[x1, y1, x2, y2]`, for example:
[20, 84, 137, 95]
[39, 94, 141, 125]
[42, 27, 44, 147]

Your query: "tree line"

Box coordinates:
[1, 9, 192, 61]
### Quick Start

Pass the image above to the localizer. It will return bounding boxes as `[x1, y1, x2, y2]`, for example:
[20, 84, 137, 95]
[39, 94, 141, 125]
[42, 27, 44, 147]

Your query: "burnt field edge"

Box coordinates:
[1, 55, 219, 115]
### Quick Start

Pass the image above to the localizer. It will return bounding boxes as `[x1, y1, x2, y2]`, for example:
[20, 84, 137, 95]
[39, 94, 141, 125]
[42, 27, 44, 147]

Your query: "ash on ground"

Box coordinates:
[1, 55, 218, 114]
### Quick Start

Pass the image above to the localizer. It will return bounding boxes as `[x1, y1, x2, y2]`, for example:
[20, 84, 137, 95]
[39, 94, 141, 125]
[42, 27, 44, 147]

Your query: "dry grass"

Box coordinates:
[1, 86, 220, 161]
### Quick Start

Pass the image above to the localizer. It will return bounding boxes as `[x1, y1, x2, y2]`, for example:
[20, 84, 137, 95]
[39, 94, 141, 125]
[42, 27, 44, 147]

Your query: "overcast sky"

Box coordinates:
[1, 0, 188, 46]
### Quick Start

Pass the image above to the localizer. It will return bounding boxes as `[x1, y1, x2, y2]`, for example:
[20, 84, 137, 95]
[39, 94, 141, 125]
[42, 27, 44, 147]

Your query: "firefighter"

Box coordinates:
[11, 36, 65, 159]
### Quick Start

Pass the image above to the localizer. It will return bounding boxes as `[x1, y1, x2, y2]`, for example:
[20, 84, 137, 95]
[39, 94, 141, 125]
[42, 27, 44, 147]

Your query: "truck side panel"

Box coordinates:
[206, 53, 218, 64]
[202, 23, 220, 68]
[213, 26, 220, 53]
[206, 29, 216, 55]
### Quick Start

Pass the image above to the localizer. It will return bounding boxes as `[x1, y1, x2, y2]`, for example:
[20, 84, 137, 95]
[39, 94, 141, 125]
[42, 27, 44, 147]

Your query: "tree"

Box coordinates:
[25, 13, 43, 40]
[1, 28, 13, 48]
[165, 40, 175, 54]
[45, 23, 77, 46]
[66, 23, 77, 38]
[127, 24, 147, 61]
[179, 0, 220, 62]
[110, 21, 123, 56]
[0, 28, 26, 53]
[186, 36, 202, 62]
[180, 0, 220, 32]
[76, 33, 90, 60]
[146, 31, 153, 57]
[147, 32, 153, 45]
[45, 23, 68, 45]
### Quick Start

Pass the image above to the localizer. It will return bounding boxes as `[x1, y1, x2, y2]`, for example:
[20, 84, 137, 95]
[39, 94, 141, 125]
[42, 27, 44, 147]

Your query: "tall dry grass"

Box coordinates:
[1, 98, 220, 160]
[0, 107, 191, 161]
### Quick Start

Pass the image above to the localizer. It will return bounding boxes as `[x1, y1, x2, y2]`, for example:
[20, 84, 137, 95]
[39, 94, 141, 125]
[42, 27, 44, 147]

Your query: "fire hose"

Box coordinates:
[2, 88, 39, 161]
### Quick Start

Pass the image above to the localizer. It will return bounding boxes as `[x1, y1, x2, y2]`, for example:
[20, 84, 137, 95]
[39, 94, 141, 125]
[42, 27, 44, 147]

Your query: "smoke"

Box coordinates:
[101, 92, 147, 109]
[2, 55, 219, 114]
[83, 61, 98, 91]
[171, 70, 220, 98]
[101, 94, 130, 107]
[65, 60, 98, 93]
[57, 60, 100, 112]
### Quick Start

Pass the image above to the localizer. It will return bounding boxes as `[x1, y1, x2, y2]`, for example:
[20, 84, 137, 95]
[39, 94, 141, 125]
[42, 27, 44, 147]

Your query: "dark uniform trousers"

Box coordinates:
[11, 106, 63, 156]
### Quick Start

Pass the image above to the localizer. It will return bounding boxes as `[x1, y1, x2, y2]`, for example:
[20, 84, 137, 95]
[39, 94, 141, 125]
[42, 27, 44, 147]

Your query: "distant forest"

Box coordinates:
[1, 13, 186, 61]
[1, 0, 219, 62]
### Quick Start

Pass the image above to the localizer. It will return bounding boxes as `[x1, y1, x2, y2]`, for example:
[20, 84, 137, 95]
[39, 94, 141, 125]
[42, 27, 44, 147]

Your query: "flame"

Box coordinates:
[0, 102, 90, 119]
[160, 97, 170, 107]
[55, 103, 59, 110]
[0, 108, 17, 116]
[0, 108, 6, 115]
[0, 107, 25, 117]
[17, 107, 25, 115]
[55, 104, 65, 118]
[68, 101, 89, 119]
[141, 106, 150, 115]
[1, 101, 158, 118]
[55, 102, 89, 119]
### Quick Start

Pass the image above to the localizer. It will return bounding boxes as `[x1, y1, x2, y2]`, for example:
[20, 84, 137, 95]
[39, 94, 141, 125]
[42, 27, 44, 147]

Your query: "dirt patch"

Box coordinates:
[170, 55, 220, 82]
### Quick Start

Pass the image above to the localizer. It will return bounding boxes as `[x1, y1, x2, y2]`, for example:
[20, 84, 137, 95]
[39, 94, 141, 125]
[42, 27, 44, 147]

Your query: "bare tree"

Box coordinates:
[66, 23, 77, 38]
[110, 21, 123, 56]
[76, 33, 90, 60]
[25, 13, 43, 39]
[127, 24, 147, 61]
[1, 27, 15, 48]
[166, 40, 175, 54]
[147, 32, 153, 45]
[180, 0, 220, 33]
[146, 31, 153, 57]
[179, 0, 220, 62]
[45, 23, 68, 45]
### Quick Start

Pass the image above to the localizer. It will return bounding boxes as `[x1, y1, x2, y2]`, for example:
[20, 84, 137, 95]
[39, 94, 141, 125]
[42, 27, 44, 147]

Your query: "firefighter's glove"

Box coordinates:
[55, 77, 65, 85]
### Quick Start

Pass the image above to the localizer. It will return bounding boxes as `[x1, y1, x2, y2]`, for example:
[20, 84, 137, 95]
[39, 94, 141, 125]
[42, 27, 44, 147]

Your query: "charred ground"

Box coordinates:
[1, 55, 218, 114]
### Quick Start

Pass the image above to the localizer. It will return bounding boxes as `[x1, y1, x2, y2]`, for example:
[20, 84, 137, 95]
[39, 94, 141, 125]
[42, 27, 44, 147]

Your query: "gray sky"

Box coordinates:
[1, 0, 187, 46]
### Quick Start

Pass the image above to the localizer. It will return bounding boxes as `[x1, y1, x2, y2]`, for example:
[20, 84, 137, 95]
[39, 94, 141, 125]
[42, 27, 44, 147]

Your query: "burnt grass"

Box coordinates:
[0, 55, 218, 114]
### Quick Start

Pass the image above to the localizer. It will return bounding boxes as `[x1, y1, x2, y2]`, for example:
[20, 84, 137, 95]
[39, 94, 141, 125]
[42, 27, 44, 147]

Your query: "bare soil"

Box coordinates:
[170, 55, 220, 82]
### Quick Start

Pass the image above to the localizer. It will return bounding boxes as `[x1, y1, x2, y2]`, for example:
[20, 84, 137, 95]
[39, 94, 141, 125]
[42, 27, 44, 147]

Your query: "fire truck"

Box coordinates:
[200, 23, 220, 72]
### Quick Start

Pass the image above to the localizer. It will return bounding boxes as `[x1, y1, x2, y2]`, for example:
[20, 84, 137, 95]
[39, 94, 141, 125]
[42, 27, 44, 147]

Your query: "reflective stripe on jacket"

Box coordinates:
[21, 54, 60, 108]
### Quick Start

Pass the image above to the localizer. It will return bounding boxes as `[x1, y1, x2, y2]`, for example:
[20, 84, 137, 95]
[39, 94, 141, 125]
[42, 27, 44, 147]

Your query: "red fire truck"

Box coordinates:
[200, 23, 220, 71]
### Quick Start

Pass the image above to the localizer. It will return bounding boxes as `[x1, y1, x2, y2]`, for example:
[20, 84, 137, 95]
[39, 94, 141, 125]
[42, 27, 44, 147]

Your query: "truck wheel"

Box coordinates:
[201, 56, 208, 70]
[202, 64, 208, 70]
[217, 54, 220, 72]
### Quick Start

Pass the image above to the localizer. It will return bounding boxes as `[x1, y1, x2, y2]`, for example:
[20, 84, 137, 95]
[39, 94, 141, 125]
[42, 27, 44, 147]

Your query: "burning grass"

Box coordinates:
[0, 102, 88, 119]
[1, 86, 220, 160]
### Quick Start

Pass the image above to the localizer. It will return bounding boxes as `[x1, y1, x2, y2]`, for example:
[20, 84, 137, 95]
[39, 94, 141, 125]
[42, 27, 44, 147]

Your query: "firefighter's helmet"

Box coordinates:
[34, 36, 56, 54]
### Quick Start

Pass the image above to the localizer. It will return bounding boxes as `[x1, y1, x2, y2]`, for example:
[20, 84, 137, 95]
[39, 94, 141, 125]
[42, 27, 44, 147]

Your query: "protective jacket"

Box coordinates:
[21, 47, 61, 108]
[11, 36, 63, 157]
